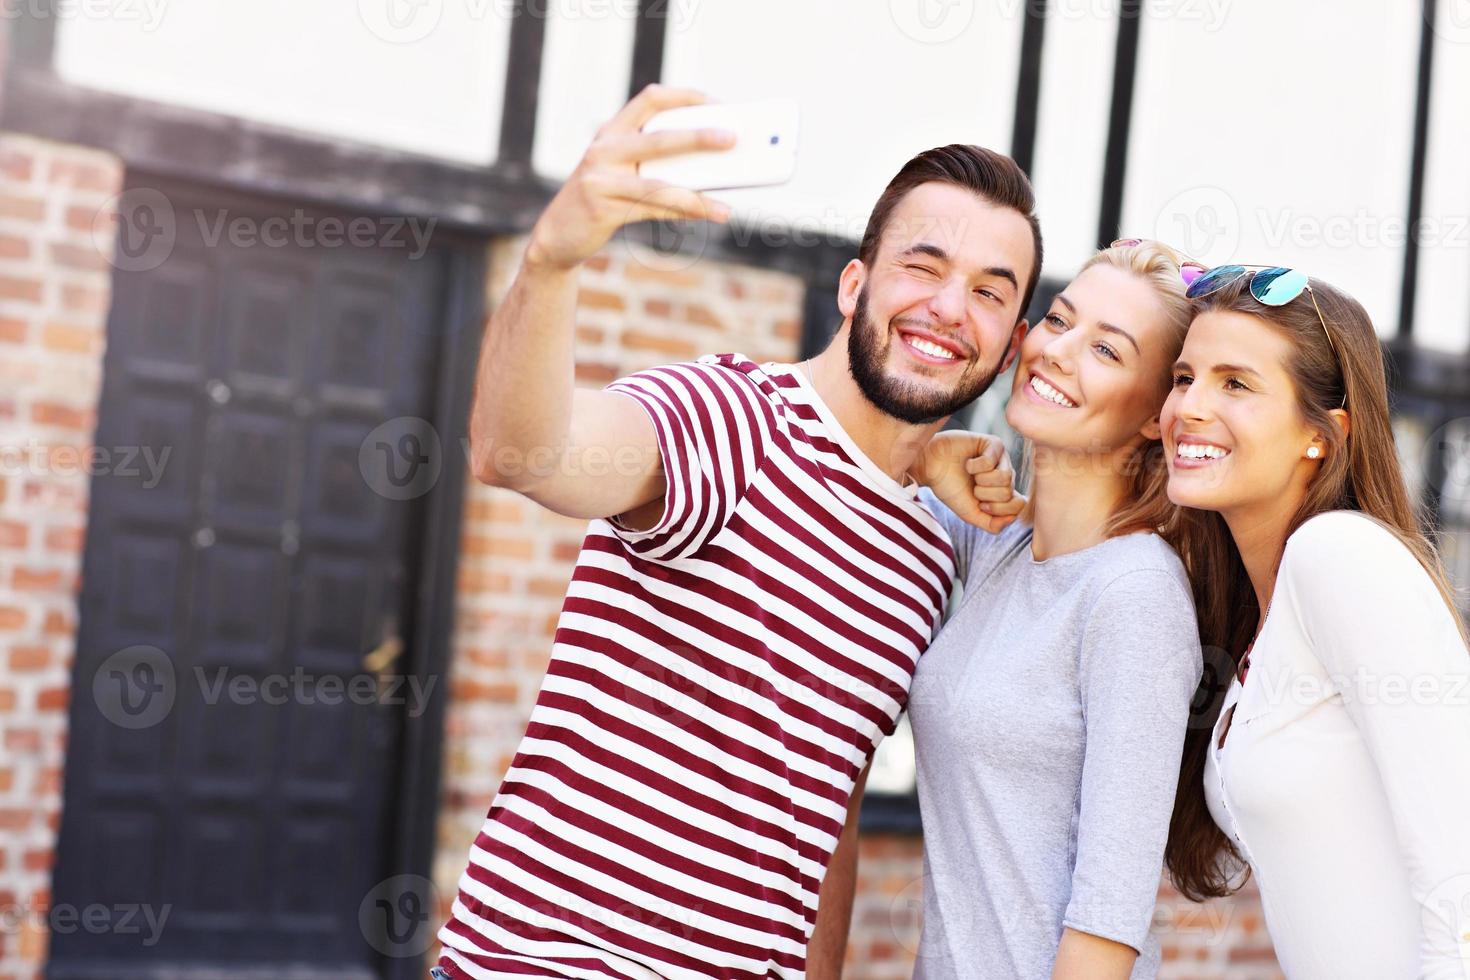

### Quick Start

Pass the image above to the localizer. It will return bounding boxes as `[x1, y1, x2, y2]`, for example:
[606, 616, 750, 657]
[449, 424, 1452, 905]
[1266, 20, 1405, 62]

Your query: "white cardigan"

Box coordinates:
[1204, 510, 1470, 979]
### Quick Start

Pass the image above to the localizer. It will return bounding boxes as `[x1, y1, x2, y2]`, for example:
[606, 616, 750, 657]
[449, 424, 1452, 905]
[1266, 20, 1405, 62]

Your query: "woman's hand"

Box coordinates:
[911, 430, 1025, 533]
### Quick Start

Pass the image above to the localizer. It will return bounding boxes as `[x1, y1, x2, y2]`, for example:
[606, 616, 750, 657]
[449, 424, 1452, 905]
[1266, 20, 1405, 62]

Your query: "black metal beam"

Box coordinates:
[1398, 0, 1438, 342]
[498, 0, 550, 175]
[1096, 0, 1142, 248]
[1010, 0, 1048, 177]
[6, 0, 57, 70]
[629, 0, 670, 98]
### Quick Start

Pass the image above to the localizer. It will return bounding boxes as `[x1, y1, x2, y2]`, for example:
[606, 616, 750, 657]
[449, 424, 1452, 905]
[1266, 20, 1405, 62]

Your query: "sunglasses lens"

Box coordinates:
[1110, 237, 1144, 248]
[1250, 267, 1309, 306]
[1185, 264, 1246, 299]
[1180, 263, 1207, 288]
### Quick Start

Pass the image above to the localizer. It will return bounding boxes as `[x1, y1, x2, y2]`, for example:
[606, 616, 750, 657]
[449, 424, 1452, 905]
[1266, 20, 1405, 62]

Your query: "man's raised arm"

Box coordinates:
[468, 84, 735, 521]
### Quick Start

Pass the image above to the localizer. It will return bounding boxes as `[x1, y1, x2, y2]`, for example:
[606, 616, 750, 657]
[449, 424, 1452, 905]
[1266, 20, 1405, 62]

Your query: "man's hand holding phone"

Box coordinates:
[524, 84, 736, 273]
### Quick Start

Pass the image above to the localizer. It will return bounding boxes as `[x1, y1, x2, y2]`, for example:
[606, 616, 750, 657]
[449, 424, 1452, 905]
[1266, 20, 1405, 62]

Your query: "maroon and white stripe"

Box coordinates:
[438, 355, 954, 979]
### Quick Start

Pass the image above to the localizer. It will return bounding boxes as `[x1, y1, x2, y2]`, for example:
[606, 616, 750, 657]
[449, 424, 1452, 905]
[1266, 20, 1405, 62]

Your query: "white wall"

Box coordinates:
[1028, 5, 1118, 277]
[1411, 0, 1470, 353]
[54, 0, 511, 165]
[661, 0, 1023, 242]
[1120, 1, 1421, 337]
[532, 4, 638, 178]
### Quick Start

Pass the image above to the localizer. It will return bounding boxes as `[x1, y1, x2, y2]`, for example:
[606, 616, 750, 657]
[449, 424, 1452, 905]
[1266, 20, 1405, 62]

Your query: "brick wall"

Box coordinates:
[427, 234, 1284, 978]
[0, 129, 122, 978]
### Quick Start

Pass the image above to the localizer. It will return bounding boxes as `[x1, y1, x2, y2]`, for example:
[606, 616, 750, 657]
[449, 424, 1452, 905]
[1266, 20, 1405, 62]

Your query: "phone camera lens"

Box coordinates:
[769, 135, 780, 145]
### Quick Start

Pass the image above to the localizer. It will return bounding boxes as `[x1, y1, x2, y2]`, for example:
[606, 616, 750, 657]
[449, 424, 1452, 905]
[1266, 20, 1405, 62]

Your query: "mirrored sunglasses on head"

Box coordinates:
[1184, 263, 1340, 357]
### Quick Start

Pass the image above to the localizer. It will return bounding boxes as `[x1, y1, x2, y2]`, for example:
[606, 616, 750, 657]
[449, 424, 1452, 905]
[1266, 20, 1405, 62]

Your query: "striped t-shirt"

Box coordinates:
[437, 354, 956, 979]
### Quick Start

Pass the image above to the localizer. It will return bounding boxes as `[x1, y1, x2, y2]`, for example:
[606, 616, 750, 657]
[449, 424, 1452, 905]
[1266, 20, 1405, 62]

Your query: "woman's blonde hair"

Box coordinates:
[1021, 239, 1237, 900]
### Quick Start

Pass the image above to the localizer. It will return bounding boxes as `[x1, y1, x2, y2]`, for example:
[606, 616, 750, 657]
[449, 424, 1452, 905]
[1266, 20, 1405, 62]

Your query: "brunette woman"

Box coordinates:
[1163, 266, 1470, 979]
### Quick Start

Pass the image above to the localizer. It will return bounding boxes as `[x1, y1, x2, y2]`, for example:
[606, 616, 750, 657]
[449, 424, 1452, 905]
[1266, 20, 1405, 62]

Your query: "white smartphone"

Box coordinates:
[638, 98, 799, 192]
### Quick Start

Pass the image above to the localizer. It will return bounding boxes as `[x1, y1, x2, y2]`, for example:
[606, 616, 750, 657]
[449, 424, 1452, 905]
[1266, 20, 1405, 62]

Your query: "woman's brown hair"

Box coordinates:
[1166, 273, 1470, 900]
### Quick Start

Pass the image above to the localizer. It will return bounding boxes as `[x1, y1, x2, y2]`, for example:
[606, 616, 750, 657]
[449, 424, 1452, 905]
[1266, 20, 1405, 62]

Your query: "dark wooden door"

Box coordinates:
[49, 177, 473, 979]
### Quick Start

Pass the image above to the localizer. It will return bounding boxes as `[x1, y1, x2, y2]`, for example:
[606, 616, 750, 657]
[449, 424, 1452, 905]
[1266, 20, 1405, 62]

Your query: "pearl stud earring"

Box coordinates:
[1307, 447, 1321, 459]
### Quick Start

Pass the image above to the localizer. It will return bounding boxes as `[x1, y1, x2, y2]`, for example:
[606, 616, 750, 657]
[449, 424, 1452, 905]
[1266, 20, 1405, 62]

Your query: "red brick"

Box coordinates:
[623, 264, 701, 287]
[12, 567, 63, 591]
[454, 566, 512, 594]
[66, 203, 100, 233]
[44, 526, 85, 553]
[36, 766, 62, 796]
[583, 253, 611, 273]
[0, 275, 42, 304]
[0, 193, 45, 222]
[36, 687, 68, 711]
[0, 146, 35, 182]
[41, 609, 71, 635]
[0, 809, 32, 831]
[527, 576, 569, 599]
[0, 607, 26, 630]
[46, 158, 118, 194]
[0, 234, 30, 260]
[60, 283, 108, 314]
[452, 678, 519, 703]
[644, 298, 673, 318]
[462, 535, 534, 560]
[624, 330, 697, 357]
[577, 288, 625, 311]
[0, 317, 25, 343]
[685, 304, 722, 330]
[49, 242, 112, 273]
[41, 322, 98, 354]
[0, 521, 26, 549]
[574, 362, 617, 385]
[30, 402, 91, 430]
[465, 647, 510, 670]
[9, 646, 49, 671]
[550, 540, 582, 562]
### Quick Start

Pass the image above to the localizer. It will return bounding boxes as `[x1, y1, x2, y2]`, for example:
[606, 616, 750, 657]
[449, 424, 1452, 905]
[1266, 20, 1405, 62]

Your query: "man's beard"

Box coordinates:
[846, 287, 1007, 425]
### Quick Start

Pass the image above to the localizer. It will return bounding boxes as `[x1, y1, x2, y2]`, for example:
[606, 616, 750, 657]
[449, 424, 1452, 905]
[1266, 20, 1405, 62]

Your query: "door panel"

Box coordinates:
[50, 176, 466, 978]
